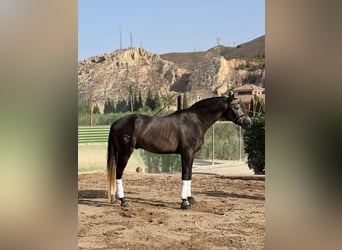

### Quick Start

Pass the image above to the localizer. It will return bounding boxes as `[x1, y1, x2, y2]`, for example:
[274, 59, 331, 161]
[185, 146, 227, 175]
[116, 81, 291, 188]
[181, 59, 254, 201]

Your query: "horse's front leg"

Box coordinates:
[180, 153, 197, 209]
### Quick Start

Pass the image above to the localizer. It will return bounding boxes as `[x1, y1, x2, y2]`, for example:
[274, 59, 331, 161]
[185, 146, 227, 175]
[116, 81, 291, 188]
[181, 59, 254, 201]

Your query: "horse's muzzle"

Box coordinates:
[240, 116, 252, 129]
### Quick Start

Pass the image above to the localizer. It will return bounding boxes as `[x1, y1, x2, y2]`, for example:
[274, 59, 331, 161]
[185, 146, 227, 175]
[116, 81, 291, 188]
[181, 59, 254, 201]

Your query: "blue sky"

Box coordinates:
[78, 0, 264, 61]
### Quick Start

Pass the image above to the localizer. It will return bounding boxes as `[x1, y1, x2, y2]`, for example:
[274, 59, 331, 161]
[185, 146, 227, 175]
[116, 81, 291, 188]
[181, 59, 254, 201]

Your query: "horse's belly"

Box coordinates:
[136, 135, 178, 154]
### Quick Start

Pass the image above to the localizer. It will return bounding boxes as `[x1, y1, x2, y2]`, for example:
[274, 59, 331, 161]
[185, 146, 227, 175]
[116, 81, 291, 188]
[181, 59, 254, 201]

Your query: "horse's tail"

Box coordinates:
[107, 127, 116, 203]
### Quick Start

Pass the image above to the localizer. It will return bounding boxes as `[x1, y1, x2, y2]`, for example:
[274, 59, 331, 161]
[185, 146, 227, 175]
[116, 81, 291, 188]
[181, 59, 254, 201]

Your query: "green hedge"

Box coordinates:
[243, 116, 265, 174]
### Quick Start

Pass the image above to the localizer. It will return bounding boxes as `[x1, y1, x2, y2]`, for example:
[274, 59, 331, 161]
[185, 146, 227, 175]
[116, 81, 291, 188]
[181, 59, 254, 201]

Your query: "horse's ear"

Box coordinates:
[228, 91, 234, 99]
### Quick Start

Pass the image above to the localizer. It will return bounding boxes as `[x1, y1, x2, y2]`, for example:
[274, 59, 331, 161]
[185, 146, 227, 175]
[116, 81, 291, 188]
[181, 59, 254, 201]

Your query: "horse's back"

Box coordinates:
[111, 114, 137, 132]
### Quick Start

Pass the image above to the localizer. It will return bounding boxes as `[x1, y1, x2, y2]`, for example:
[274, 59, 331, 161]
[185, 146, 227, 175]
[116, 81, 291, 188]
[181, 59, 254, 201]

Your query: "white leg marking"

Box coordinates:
[181, 180, 189, 199]
[117, 179, 124, 198]
[187, 180, 192, 197]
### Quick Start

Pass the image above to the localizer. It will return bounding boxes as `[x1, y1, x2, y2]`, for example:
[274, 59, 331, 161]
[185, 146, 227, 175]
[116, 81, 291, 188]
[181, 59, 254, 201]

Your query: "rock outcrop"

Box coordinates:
[78, 48, 187, 111]
[78, 37, 265, 111]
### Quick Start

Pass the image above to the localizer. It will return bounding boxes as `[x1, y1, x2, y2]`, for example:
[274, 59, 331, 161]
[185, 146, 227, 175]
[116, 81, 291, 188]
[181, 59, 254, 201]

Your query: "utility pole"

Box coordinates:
[89, 87, 94, 126]
[217, 37, 220, 46]
[130, 32, 133, 48]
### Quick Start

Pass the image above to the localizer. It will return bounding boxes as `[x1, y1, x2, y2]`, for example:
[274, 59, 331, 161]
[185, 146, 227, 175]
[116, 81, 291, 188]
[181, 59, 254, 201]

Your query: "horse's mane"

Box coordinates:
[166, 96, 228, 117]
[188, 96, 227, 111]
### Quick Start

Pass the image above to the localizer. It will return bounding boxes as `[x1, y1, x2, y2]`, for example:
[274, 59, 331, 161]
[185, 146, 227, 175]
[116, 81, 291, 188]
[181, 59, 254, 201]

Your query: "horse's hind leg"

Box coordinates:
[116, 151, 132, 206]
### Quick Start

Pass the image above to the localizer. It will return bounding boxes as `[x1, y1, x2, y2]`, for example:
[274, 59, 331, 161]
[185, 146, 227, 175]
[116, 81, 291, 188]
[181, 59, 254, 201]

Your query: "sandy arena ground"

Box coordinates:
[78, 165, 265, 250]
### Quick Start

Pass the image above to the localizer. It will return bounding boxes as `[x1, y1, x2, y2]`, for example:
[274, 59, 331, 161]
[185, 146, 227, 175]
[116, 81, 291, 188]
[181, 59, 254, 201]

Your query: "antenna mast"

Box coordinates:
[130, 32, 133, 48]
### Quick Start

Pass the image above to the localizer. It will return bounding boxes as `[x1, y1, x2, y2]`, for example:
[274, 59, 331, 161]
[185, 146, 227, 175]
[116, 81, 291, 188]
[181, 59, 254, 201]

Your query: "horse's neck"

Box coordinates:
[191, 104, 226, 132]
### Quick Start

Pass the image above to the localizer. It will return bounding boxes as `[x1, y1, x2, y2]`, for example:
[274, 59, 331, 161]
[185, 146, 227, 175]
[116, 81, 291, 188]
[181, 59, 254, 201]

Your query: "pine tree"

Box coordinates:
[110, 99, 115, 113]
[138, 91, 143, 110]
[104, 99, 110, 114]
[146, 88, 154, 110]
[128, 85, 134, 113]
[116, 99, 129, 113]
[78, 99, 90, 115]
[104, 98, 115, 114]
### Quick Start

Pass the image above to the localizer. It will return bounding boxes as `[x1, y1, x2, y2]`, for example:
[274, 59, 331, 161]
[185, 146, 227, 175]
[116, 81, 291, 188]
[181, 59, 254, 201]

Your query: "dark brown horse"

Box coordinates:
[107, 92, 251, 209]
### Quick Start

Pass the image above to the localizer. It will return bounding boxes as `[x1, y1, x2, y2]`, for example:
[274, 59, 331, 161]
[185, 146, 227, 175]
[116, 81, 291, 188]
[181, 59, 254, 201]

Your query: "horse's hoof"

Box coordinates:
[109, 195, 116, 204]
[180, 199, 190, 210]
[188, 196, 197, 205]
[120, 198, 128, 207]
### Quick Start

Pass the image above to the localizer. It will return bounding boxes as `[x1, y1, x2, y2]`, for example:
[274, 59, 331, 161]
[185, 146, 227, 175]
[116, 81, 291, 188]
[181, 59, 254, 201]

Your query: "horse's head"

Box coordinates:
[226, 91, 251, 129]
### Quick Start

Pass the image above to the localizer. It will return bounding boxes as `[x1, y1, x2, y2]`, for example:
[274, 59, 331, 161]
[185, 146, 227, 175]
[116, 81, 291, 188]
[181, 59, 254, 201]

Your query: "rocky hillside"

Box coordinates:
[78, 36, 265, 112]
[161, 36, 265, 69]
[78, 48, 185, 105]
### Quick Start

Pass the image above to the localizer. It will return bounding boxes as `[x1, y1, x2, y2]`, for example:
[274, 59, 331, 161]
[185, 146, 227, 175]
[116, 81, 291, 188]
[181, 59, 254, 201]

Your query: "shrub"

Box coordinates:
[243, 94, 265, 174]
[243, 116, 265, 174]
